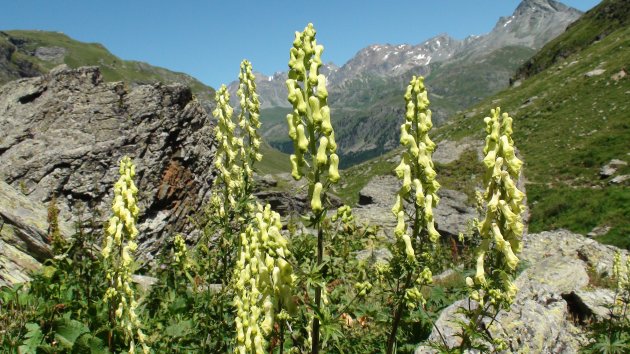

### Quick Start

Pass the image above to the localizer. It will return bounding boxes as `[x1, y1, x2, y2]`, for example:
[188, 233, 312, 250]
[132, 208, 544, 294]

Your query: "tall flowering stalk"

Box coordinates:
[208, 60, 263, 282]
[458, 107, 525, 351]
[101, 156, 149, 354]
[386, 76, 441, 354]
[236, 59, 263, 194]
[285, 23, 340, 353]
[233, 204, 294, 354]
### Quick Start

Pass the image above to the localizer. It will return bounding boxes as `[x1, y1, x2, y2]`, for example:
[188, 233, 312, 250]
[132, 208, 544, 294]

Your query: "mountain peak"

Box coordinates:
[515, 0, 579, 16]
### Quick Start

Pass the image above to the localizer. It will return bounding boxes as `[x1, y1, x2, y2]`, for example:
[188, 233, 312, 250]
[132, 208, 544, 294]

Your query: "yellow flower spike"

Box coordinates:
[309, 96, 322, 124]
[402, 164, 412, 193]
[295, 89, 308, 114]
[427, 221, 440, 243]
[491, 223, 519, 270]
[296, 124, 309, 152]
[402, 234, 415, 260]
[498, 200, 519, 227]
[320, 106, 333, 135]
[290, 154, 302, 180]
[234, 203, 294, 352]
[316, 136, 329, 166]
[472, 107, 526, 309]
[395, 211, 406, 237]
[413, 179, 424, 206]
[316, 74, 328, 99]
[391, 192, 404, 216]
[474, 248, 487, 285]
[308, 62, 319, 85]
[286, 80, 297, 103]
[311, 182, 323, 212]
[328, 154, 340, 183]
[102, 156, 148, 353]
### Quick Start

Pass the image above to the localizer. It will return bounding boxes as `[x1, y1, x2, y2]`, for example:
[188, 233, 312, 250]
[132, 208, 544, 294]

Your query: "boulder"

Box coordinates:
[0, 66, 216, 277]
[354, 175, 477, 238]
[416, 230, 628, 353]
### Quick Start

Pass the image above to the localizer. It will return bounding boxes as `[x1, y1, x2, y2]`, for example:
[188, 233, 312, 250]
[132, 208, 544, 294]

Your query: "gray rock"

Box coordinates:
[587, 225, 611, 238]
[417, 230, 627, 353]
[432, 139, 483, 165]
[354, 175, 477, 238]
[34, 46, 66, 62]
[585, 68, 606, 77]
[433, 189, 477, 237]
[0, 66, 216, 273]
[610, 174, 630, 184]
[570, 288, 617, 322]
[599, 159, 627, 178]
[355, 248, 392, 264]
[0, 180, 73, 287]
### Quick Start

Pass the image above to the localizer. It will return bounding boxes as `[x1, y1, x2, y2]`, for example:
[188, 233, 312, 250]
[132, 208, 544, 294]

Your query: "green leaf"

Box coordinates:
[165, 320, 193, 338]
[52, 318, 89, 348]
[71, 333, 109, 354]
[41, 265, 57, 279]
[18, 323, 43, 354]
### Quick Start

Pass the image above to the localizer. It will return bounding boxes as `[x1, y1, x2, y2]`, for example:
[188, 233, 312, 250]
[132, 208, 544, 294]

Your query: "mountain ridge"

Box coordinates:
[243, 0, 583, 166]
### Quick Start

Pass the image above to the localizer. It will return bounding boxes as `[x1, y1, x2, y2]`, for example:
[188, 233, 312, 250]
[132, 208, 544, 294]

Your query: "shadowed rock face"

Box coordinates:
[0, 66, 217, 272]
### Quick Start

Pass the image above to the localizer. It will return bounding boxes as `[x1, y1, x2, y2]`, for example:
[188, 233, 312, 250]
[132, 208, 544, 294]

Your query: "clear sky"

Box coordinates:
[1, 0, 600, 88]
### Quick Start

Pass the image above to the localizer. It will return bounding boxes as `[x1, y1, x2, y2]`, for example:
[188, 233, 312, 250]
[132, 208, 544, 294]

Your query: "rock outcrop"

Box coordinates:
[354, 175, 477, 238]
[0, 66, 216, 281]
[0, 180, 75, 286]
[416, 230, 628, 353]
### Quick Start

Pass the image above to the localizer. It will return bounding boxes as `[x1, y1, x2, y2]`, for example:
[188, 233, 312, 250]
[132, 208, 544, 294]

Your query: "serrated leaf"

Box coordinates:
[165, 320, 193, 338]
[53, 318, 89, 348]
[18, 323, 43, 354]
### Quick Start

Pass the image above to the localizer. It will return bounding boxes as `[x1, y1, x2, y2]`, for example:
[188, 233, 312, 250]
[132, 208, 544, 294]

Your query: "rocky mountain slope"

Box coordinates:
[0, 66, 217, 285]
[0, 30, 215, 110]
[239, 0, 582, 166]
[435, 0, 630, 248]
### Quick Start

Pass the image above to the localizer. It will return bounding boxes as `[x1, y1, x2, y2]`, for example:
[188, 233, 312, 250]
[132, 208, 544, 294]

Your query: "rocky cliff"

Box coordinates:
[0, 66, 216, 284]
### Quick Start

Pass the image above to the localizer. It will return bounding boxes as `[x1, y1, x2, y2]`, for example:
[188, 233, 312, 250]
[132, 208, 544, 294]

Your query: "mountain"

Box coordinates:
[434, 0, 630, 248]
[240, 0, 582, 167]
[514, 0, 630, 81]
[0, 30, 215, 110]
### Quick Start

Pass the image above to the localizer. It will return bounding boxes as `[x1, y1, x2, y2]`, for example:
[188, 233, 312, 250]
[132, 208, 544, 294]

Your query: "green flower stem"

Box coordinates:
[386, 76, 440, 354]
[286, 23, 339, 354]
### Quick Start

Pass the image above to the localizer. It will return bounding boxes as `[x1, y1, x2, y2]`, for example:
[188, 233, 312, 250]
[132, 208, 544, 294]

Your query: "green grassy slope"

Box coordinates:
[437, 23, 630, 248]
[515, 0, 630, 80]
[0, 30, 214, 106]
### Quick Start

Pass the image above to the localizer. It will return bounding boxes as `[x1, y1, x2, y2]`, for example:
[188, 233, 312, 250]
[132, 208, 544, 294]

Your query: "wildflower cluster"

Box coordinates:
[211, 85, 242, 211]
[286, 22, 340, 210]
[392, 75, 441, 261]
[47, 195, 66, 255]
[386, 75, 441, 354]
[236, 59, 263, 188]
[234, 204, 294, 354]
[467, 107, 525, 307]
[102, 156, 149, 354]
[171, 234, 192, 272]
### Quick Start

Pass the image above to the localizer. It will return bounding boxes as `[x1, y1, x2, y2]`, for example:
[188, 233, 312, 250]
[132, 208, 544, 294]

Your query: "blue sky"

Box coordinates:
[1, 0, 600, 88]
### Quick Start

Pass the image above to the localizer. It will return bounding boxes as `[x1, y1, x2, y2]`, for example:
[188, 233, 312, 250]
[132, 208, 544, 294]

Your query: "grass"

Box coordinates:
[435, 149, 485, 205]
[436, 22, 630, 248]
[255, 142, 291, 176]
